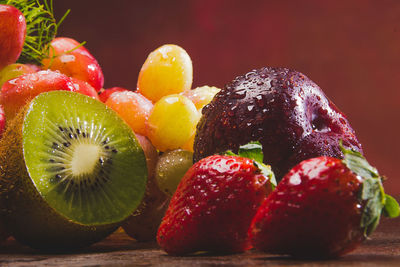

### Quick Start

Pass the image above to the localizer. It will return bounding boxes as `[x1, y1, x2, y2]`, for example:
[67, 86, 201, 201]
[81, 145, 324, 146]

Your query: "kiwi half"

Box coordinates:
[0, 91, 147, 250]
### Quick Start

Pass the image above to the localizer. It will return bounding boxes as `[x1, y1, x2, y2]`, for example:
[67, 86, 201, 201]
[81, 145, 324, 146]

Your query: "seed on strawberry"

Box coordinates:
[157, 142, 275, 255]
[249, 143, 399, 259]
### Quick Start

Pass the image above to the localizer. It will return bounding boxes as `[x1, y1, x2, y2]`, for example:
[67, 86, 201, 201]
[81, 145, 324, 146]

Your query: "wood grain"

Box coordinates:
[0, 217, 399, 266]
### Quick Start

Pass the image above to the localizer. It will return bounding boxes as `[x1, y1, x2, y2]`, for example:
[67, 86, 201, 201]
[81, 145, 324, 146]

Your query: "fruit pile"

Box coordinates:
[0, 0, 398, 260]
[0, 0, 219, 249]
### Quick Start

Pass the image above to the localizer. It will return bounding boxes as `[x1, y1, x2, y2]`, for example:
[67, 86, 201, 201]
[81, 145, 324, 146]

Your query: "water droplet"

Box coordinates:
[228, 105, 237, 117]
[232, 89, 246, 99]
[255, 95, 266, 107]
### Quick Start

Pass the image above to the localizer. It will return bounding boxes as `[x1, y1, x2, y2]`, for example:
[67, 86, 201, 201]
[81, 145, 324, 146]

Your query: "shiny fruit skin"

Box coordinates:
[137, 44, 193, 102]
[181, 132, 195, 152]
[105, 91, 153, 136]
[0, 5, 26, 70]
[70, 77, 100, 100]
[0, 70, 76, 120]
[0, 105, 5, 138]
[42, 37, 104, 91]
[122, 134, 170, 242]
[194, 67, 363, 180]
[147, 94, 200, 152]
[155, 149, 193, 196]
[0, 63, 36, 88]
[249, 157, 364, 258]
[157, 155, 273, 255]
[182, 85, 220, 110]
[99, 87, 129, 103]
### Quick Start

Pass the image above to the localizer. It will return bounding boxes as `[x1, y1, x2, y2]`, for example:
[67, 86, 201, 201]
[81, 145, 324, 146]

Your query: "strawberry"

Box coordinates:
[249, 144, 399, 258]
[157, 142, 276, 255]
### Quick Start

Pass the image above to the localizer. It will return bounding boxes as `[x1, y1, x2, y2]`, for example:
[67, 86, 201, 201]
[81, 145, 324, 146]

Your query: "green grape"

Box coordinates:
[155, 149, 193, 196]
[0, 63, 36, 88]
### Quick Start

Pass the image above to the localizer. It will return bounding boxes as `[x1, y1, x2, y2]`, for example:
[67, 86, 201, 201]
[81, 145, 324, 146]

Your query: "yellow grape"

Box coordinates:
[181, 132, 195, 152]
[147, 94, 200, 152]
[137, 44, 193, 102]
[182, 85, 220, 110]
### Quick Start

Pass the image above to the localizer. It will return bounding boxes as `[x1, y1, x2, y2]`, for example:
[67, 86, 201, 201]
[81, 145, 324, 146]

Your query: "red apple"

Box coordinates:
[0, 4, 26, 70]
[42, 37, 104, 91]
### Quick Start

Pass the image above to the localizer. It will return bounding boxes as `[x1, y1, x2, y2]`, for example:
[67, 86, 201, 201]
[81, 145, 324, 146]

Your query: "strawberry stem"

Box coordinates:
[340, 141, 399, 237]
[225, 141, 277, 187]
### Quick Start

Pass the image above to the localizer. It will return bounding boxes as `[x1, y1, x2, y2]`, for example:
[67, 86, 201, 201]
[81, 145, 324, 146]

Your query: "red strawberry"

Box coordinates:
[249, 144, 399, 258]
[157, 142, 275, 255]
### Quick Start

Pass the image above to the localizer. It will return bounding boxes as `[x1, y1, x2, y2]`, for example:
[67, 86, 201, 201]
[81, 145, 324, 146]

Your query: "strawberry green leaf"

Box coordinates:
[341, 145, 378, 180]
[254, 161, 277, 188]
[340, 142, 389, 237]
[361, 187, 384, 236]
[237, 141, 264, 163]
[383, 194, 400, 218]
[225, 141, 276, 187]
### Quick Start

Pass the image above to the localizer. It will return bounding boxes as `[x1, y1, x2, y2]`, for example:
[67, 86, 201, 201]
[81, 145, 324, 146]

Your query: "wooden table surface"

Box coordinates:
[0, 217, 399, 267]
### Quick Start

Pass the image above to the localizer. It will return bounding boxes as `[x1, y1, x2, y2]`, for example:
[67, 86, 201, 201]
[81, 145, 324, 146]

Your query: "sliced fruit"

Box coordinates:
[0, 91, 147, 250]
[0, 70, 76, 120]
[122, 134, 170, 242]
[0, 70, 103, 120]
[137, 44, 193, 102]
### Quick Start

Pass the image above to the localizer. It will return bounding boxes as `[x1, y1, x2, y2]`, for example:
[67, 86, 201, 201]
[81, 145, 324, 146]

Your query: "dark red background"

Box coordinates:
[54, 0, 400, 195]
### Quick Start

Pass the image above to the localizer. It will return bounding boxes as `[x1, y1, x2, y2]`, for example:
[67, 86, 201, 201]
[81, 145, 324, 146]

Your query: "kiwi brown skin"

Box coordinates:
[0, 218, 10, 242]
[0, 105, 118, 251]
[122, 173, 170, 242]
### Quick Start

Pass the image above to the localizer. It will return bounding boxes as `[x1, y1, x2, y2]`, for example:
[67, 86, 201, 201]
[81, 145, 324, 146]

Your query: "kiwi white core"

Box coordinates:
[70, 143, 102, 176]
[21, 91, 148, 225]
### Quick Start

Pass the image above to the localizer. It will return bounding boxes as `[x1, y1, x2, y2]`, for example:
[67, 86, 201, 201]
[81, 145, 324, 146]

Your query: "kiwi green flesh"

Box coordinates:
[0, 103, 117, 250]
[21, 91, 147, 226]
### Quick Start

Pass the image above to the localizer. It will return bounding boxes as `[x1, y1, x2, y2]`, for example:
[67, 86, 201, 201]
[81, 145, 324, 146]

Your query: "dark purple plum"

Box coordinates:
[193, 67, 363, 180]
